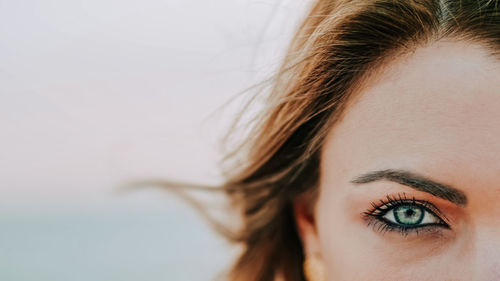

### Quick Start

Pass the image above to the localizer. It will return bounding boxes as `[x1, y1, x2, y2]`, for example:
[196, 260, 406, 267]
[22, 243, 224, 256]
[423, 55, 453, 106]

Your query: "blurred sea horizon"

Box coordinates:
[0, 191, 236, 281]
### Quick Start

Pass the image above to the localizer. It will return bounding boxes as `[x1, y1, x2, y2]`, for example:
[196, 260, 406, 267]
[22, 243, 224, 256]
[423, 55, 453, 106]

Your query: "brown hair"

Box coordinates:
[218, 0, 500, 280]
[143, 1, 500, 280]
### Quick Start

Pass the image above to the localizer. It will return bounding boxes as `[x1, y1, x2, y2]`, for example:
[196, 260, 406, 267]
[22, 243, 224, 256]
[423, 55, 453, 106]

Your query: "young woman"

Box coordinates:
[197, 0, 500, 280]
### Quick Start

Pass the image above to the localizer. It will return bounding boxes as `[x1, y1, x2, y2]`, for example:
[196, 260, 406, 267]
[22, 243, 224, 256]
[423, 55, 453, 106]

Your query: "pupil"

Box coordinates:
[405, 209, 415, 217]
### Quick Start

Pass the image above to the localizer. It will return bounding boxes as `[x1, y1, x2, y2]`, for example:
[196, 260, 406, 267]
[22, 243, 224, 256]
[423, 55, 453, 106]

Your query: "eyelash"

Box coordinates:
[362, 193, 450, 237]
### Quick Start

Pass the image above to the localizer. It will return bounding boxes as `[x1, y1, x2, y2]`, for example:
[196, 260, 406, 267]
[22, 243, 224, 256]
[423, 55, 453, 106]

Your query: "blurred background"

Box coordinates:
[0, 0, 309, 280]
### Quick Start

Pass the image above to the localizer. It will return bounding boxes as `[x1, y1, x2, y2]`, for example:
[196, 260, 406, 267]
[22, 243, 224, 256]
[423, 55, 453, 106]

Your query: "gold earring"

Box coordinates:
[303, 254, 326, 281]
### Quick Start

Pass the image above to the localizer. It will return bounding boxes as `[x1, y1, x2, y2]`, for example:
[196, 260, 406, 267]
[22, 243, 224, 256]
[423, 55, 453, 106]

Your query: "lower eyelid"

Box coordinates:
[365, 216, 449, 237]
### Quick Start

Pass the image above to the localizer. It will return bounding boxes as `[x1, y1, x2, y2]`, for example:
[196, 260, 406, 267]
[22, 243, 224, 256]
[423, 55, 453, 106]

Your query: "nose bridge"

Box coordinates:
[472, 224, 500, 280]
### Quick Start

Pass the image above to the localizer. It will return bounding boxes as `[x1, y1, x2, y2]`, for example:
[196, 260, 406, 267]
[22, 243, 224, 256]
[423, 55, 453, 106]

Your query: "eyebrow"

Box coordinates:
[350, 169, 467, 207]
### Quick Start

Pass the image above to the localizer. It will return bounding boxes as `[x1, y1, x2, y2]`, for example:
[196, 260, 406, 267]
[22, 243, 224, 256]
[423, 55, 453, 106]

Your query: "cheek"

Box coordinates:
[314, 186, 469, 281]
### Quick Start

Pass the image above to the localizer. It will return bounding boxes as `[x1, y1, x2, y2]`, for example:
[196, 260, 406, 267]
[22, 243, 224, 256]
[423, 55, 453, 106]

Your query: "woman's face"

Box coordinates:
[296, 40, 500, 280]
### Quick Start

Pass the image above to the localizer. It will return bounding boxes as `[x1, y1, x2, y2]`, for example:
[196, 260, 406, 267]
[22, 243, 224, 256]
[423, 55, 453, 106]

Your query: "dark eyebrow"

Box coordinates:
[350, 169, 467, 207]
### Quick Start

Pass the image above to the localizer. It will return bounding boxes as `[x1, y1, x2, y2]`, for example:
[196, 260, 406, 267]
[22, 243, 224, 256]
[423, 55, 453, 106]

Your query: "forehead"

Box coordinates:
[322, 40, 500, 198]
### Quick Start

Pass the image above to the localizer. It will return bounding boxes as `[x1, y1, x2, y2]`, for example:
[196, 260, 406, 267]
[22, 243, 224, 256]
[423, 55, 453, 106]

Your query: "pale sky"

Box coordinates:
[0, 0, 309, 213]
[0, 1, 312, 279]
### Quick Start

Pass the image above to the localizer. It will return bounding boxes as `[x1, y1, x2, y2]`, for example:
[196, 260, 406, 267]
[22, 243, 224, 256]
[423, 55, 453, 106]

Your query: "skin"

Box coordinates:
[294, 39, 500, 281]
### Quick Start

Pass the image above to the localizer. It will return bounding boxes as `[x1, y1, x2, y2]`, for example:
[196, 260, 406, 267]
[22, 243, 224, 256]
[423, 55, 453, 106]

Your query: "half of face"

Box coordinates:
[294, 39, 500, 281]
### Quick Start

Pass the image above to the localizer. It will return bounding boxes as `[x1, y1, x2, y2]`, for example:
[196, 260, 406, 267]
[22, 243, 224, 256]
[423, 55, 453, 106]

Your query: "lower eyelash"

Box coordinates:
[364, 216, 448, 237]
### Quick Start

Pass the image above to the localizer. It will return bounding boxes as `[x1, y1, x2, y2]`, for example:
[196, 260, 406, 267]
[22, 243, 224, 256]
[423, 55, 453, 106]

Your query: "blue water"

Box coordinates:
[0, 210, 233, 281]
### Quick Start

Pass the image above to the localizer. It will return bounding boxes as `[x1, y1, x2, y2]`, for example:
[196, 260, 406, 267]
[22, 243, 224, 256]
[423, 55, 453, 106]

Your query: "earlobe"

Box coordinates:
[304, 253, 326, 281]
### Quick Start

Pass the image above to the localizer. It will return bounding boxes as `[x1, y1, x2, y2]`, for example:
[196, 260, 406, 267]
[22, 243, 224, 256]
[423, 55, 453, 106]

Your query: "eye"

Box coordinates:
[362, 193, 450, 236]
[382, 204, 440, 226]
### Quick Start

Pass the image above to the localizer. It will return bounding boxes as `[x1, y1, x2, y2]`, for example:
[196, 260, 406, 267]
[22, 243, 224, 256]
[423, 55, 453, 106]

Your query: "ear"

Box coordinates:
[293, 195, 322, 258]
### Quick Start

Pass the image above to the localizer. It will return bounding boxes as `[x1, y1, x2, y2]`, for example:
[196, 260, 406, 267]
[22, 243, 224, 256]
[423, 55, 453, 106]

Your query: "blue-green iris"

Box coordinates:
[393, 205, 424, 225]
